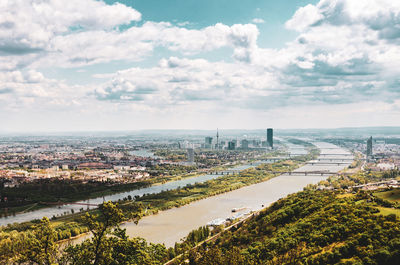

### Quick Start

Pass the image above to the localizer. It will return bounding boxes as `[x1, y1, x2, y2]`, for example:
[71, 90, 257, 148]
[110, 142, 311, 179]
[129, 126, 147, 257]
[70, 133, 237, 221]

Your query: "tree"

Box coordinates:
[24, 217, 59, 265]
[65, 201, 125, 265]
[64, 201, 156, 265]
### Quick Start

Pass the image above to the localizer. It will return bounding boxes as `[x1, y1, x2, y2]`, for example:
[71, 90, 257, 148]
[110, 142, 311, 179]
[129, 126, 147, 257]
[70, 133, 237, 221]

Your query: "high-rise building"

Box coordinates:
[187, 148, 194, 164]
[216, 129, 219, 150]
[228, 141, 236, 150]
[252, 139, 261, 147]
[367, 136, 373, 157]
[267, 128, 273, 149]
[241, 139, 249, 150]
[232, 139, 237, 146]
[205, 137, 213, 149]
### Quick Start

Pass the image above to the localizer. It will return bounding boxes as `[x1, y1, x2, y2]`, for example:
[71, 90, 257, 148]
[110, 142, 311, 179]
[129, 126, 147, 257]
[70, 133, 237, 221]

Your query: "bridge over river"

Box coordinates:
[209, 169, 348, 176]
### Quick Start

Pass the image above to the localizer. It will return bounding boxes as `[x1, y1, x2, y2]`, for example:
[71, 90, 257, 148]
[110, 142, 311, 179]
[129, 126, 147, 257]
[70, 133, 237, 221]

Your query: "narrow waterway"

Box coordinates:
[121, 142, 351, 247]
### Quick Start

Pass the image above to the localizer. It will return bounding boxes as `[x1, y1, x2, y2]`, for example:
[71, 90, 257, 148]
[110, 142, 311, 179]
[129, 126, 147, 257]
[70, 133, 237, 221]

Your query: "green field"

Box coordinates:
[374, 188, 400, 202]
[374, 206, 400, 218]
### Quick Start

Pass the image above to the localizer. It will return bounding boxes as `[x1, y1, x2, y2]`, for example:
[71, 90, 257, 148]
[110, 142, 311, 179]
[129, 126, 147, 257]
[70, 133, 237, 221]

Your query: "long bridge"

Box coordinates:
[305, 162, 351, 165]
[287, 147, 343, 150]
[209, 170, 346, 176]
[288, 153, 353, 157]
[265, 157, 357, 162]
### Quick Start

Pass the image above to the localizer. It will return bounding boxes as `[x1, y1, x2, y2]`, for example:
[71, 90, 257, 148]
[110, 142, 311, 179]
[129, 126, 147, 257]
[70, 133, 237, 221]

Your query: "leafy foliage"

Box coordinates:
[186, 190, 400, 265]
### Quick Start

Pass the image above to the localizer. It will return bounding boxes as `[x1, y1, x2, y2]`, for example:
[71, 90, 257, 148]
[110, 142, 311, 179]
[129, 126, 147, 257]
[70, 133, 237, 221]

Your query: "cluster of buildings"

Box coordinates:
[365, 137, 400, 169]
[0, 139, 170, 187]
[201, 128, 274, 151]
[183, 128, 275, 165]
[1, 167, 151, 188]
[0, 130, 281, 188]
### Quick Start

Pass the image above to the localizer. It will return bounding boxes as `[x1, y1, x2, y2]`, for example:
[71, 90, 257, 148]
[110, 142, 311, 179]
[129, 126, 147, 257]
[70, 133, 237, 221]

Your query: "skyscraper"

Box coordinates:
[367, 136, 373, 157]
[187, 148, 194, 164]
[267, 128, 273, 149]
[228, 141, 236, 150]
[216, 129, 219, 150]
[205, 137, 213, 149]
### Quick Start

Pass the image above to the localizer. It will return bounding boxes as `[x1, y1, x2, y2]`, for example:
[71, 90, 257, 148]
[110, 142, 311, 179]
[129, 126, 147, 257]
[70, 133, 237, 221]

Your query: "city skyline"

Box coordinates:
[1, 0, 400, 132]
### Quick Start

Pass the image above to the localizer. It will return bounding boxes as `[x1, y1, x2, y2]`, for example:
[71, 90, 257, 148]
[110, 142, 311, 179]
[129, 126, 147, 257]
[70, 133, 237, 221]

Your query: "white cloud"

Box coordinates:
[0, 0, 141, 57]
[0, 69, 88, 113]
[1, 0, 400, 130]
[285, 4, 323, 31]
[250, 0, 400, 108]
[95, 57, 278, 109]
[1, 0, 262, 68]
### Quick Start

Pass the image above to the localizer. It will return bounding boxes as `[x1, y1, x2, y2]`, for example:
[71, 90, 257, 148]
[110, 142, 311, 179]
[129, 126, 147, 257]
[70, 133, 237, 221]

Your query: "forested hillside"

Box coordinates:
[187, 190, 400, 265]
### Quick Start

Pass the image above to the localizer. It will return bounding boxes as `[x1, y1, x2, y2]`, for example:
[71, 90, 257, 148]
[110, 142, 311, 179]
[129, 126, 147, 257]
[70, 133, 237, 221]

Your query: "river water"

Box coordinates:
[120, 142, 352, 247]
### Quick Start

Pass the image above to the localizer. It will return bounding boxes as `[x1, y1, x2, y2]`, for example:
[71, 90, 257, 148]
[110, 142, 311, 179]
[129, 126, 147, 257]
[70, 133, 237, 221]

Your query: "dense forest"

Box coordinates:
[185, 189, 400, 265]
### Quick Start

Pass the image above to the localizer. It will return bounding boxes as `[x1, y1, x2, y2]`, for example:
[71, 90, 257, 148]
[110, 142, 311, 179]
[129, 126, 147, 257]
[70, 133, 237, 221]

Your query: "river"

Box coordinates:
[0, 144, 304, 226]
[120, 142, 352, 247]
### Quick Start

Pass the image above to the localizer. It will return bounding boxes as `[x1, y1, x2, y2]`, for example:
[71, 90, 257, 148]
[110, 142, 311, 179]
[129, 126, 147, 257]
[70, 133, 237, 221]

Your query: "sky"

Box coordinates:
[1, 0, 400, 132]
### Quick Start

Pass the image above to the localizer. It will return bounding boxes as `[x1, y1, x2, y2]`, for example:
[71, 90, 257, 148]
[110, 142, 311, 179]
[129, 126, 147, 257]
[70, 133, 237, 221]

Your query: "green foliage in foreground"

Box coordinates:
[185, 190, 400, 265]
[1, 201, 171, 265]
[0, 201, 213, 265]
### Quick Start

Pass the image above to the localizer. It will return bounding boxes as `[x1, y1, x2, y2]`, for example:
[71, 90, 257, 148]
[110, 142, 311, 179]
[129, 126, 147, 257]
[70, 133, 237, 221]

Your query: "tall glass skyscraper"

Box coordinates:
[267, 128, 273, 149]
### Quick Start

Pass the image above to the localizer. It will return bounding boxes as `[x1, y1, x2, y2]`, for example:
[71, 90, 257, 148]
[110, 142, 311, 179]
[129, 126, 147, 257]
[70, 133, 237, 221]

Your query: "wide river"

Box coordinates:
[120, 142, 352, 247]
[0, 142, 303, 226]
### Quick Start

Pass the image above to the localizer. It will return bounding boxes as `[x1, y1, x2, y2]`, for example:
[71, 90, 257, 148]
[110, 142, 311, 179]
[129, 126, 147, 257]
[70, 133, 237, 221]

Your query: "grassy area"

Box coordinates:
[374, 189, 400, 203]
[374, 206, 400, 217]
[336, 193, 354, 199]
